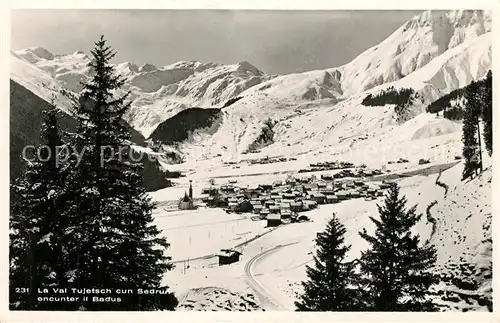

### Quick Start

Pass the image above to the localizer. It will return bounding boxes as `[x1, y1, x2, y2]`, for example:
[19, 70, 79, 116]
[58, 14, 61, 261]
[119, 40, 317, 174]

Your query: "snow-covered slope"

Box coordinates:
[10, 52, 77, 115]
[10, 9, 492, 166]
[12, 48, 275, 137]
[338, 10, 492, 95]
[171, 27, 490, 166]
[152, 161, 491, 311]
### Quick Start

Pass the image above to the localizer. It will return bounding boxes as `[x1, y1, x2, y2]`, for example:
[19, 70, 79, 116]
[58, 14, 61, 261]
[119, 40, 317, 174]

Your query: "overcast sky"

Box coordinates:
[11, 10, 423, 74]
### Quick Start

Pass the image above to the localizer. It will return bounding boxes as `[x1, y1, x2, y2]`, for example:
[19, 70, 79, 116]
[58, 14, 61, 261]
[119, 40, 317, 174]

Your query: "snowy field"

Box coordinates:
[151, 157, 491, 311]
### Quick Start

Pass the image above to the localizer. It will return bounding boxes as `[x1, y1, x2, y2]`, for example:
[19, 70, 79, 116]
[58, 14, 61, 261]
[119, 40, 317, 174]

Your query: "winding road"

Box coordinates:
[244, 241, 299, 311]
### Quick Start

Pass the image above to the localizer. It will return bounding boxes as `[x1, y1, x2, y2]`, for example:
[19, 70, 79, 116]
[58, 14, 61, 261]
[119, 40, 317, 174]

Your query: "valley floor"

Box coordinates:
[151, 157, 492, 312]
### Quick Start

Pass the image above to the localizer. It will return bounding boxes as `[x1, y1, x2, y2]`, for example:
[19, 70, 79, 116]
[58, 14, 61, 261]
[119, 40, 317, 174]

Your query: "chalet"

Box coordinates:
[201, 187, 215, 195]
[419, 158, 430, 165]
[303, 184, 314, 192]
[280, 202, 291, 209]
[317, 182, 327, 189]
[250, 198, 262, 206]
[300, 176, 312, 183]
[259, 195, 269, 202]
[245, 189, 260, 199]
[236, 200, 253, 212]
[253, 204, 264, 214]
[270, 192, 282, 199]
[273, 180, 283, 187]
[325, 195, 339, 204]
[354, 180, 364, 186]
[220, 185, 236, 193]
[269, 205, 280, 214]
[310, 192, 326, 204]
[267, 213, 282, 227]
[280, 209, 292, 219]
[303, 200, 318, 209]
[228, 202, 239, 211]
[214, 199, 229, 208]
[290, 202, 303, 212]
[363, 170, 373, 176]
[349, 190, 361, 198]
[218, 249, 242, 266]
[345, 181, 356, 188]
[333, 172, 343, 179]
[321, 174, 333, 180]
[264, 200, 275, 208]
[229, 179, 238, 184]
[333, 181, 343, 188]
[260, 208, 270, 217]
[319, 188, 335, 195]
[259, 184, 273, 191]
[379, 182, 393, 189]
[336, 191, 349, 201]
[282, 193, 296, 200]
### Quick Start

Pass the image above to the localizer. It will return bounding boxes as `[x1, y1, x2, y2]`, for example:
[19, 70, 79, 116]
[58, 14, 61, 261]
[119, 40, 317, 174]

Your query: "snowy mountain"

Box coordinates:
[11, 10, 491, 143]
[12, 48, 275, 137]
[9, 9, 492, 312]
[10, 9, 492, 187]
[170, 29, 490, 164]
[337, 10, 491, 95]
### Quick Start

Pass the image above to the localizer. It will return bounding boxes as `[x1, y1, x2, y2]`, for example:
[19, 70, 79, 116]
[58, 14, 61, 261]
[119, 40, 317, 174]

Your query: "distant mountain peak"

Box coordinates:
[15, 47, 55, 63]
[236, 61, 263, 75]
[139, 63, 158, 72]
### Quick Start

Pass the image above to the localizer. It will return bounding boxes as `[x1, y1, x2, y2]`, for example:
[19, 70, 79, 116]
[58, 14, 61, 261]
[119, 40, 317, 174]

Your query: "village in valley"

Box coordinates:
[178, 159, 395, 228]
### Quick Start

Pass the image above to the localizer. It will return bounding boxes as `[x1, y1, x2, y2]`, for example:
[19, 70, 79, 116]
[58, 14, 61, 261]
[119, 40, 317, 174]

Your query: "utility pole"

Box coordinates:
[477, 122, 483, 172]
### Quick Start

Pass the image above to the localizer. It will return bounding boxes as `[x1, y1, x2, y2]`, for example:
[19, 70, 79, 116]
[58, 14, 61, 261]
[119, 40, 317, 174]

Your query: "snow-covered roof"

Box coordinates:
[267, 214, 281, 220]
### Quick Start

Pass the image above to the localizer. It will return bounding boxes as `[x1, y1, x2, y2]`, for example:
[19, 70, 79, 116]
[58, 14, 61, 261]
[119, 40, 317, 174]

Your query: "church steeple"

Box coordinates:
[189, 180, 193, 199]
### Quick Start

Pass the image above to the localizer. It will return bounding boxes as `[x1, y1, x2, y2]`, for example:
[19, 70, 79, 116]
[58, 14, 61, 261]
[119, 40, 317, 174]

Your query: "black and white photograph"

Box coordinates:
[7, 3, 494, 315]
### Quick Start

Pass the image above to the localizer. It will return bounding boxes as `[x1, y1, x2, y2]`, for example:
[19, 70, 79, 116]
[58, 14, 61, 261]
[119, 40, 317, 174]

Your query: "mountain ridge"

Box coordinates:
[10, 9, 492, 166]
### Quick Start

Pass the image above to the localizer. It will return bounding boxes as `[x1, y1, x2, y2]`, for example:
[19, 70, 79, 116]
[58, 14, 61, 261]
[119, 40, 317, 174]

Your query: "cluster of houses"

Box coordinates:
[198, 173, 395, 227]
[297, 160, 384, 176]
[248, 156, 298, 165]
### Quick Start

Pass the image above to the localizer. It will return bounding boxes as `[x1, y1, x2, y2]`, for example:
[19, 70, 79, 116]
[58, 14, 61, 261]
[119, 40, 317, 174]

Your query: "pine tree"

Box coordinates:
[65, 36, 177, 310]
[462, 80, 481, 180]
[358, 184, 438, 311]
[481, 70, 492, 156]
[295, 214, 362, 311]
[10, 105, 70, 310]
